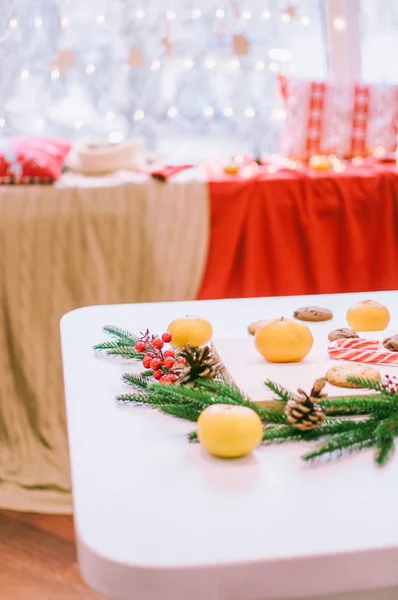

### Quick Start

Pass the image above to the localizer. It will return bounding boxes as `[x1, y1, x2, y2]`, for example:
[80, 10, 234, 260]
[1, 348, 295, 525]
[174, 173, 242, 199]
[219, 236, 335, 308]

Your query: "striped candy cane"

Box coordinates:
[328, 338, 398, 366]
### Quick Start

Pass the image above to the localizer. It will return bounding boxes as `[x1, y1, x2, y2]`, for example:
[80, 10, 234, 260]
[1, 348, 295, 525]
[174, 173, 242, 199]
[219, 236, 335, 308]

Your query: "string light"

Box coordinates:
[74, 119, 84, 129]
[191, 8, 201, 19]
[215, 8, 225, 18]
[244, 107, 255, 118]
[301, 16, 310, 26]
[352, 156, 364, 166]
[96, 14, 105, 24]
[255, 60, 266, 70]
[34, 17, 43, 28]
[86, 63, 96, 75]
[203, 106, 214, 117]
[223, 107, 233, 117]
[108, 131, 125, 143]
[133, 109, 145, 121]
[166, 11, 176, 20]
[0, 118, 5, 128]
[282, 13, 291, 23]
[205, 58, 216, 69]
[261, 10, 271, 19]
[150, 60, 161, 71]
[136, 9, 145, 19]
[20, 69, 30, 79]
[51, 69, 60, 81]
[269, 62, 279, 72]
[333, 17, 347, 31]
[242, 11, 252, 20]
[184, 58, 194, 69]
[60, 16, 69, 28]
[230, 58, 240, 69]
[9, 18, 17, 28]
[106, 111, 115, 121]
[167, 106, 178, 118]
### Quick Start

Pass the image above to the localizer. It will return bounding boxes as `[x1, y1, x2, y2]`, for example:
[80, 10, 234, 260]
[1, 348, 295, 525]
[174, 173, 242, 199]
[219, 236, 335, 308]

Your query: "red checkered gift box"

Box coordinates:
[278, 76, 398, 160]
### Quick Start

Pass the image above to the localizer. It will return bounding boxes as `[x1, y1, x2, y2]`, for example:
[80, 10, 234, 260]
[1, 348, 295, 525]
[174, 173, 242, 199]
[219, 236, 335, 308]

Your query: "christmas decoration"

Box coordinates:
[254, 317, 313, 363]
[346, 300, 390, 332]
[285, 378, 326, 431]
[95, 325, 398, 465]
[328, 338, 398, 366]
[197, 404, 263, 458]
[0, 1, 326, 153]
[167, 316, 213, 349]
[172, 344, 223, 386]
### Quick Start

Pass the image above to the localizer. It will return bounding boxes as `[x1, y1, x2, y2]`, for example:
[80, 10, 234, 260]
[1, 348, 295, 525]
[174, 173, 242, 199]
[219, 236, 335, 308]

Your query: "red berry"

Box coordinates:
[150, 358, 163, 371]
[177, 357, 186, 364]
[163, 349, 175, 358]
[162, 332, 172, 343]
[144, 352, 154, 359]
[142, 357, 152, 369]
[135, 342, 146, 353]
[153, 369, 163, 380]
[163, 357, 175, 369]
[160, 373, 176, 384]
[152, 338, 164, 350]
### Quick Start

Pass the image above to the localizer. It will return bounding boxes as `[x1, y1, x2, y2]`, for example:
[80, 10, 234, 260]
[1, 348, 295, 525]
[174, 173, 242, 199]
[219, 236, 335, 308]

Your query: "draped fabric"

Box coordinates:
[0, 171, 208, 513]
[198, 163, 398, 300]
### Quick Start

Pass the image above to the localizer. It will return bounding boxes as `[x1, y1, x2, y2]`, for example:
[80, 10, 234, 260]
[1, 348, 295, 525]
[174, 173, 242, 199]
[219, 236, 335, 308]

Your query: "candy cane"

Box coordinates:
[328, 338, 398, 366]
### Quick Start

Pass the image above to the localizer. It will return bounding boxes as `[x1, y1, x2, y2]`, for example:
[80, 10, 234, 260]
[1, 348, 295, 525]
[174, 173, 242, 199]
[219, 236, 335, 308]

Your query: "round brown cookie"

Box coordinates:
[328, 328, 359, 342]
[383, 334, 398, 352]
[326, 364, 381, 388]
[294, 306, 333, 322]
[248, 320, 268, 335]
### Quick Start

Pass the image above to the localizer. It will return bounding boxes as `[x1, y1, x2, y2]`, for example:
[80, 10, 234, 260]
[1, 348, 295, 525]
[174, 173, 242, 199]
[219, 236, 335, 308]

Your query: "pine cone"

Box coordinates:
[173, 344, 223, 386]
[285, 379, 327, 431]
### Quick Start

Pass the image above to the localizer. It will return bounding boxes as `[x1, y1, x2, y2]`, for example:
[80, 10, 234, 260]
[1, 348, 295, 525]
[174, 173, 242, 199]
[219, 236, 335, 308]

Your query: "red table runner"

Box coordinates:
[198, 162, 398, 299]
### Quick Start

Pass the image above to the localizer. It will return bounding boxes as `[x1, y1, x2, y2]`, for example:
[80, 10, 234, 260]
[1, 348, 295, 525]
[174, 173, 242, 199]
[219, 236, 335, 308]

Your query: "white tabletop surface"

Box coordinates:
[60, 291, 398, 600]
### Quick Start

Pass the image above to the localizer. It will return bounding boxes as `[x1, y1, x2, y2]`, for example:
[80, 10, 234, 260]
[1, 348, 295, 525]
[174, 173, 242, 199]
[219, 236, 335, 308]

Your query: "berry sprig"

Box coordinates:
[135, 330, 185, 384]
[381, 374, 398, 394]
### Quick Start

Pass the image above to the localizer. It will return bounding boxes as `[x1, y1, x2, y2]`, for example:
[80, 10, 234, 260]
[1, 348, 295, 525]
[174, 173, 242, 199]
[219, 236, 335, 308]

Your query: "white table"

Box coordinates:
[60, 291, 398, 600]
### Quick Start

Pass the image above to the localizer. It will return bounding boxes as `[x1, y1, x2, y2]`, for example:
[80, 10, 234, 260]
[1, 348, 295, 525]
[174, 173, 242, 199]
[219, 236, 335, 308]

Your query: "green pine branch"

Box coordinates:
[264, 379, 292, 402]
[122, 373, 150, 390]
[103, 325, 139, 344]
[303, 421, 378, 463]
[159, 404, 202, 421]
[262, 419, 369, 443]
[320, 395, 392, 415]
[346, 376, 386, 393]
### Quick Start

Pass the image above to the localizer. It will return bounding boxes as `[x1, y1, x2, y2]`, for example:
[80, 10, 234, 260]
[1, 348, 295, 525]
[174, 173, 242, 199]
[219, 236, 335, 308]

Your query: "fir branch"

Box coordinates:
[141, 370, 154, 378]
[303, 423, 377, 463]
[159, 404, 202, 422]
[188, 431, 198, 442]
[197, 379, 287, 423]
[375, 435, 395, 465]
[320, 395, 392, 415]
[122, 373, 150, 390]
[117, 392, 147, 404]
[103, 325, 139, 344]
[103, 346, 145, 360]
[346, 376, 385, 393]
[264, 380, 292, 402]
[262, 419, 370, 443]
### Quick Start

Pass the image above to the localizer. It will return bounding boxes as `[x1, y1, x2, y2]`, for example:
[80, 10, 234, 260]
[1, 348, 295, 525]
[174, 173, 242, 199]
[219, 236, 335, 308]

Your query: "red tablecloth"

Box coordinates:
[198, 162, 398, 299]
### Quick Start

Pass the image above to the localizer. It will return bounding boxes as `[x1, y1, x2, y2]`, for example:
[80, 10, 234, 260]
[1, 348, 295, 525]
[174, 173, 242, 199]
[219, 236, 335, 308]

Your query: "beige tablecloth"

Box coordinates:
[0, 171, 209, 513]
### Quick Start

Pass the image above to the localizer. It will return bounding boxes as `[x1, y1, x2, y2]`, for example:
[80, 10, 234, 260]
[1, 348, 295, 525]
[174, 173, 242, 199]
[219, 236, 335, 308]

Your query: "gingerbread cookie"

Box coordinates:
[326, 364, 381, 389]
[294, 306, 333, 322]
[383, 335, 398, 352]
[248, 320, 267, 335]
[328, 328, 359, 342]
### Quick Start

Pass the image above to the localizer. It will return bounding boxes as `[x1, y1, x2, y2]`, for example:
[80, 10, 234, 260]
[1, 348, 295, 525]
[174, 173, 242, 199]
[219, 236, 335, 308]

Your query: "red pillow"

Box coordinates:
[0, 136, 71, 184]
[278, 76, 398, 160]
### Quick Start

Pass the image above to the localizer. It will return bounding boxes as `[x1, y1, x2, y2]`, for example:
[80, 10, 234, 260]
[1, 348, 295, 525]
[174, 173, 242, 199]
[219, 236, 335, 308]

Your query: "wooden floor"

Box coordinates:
[0, 510, 103, 599]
